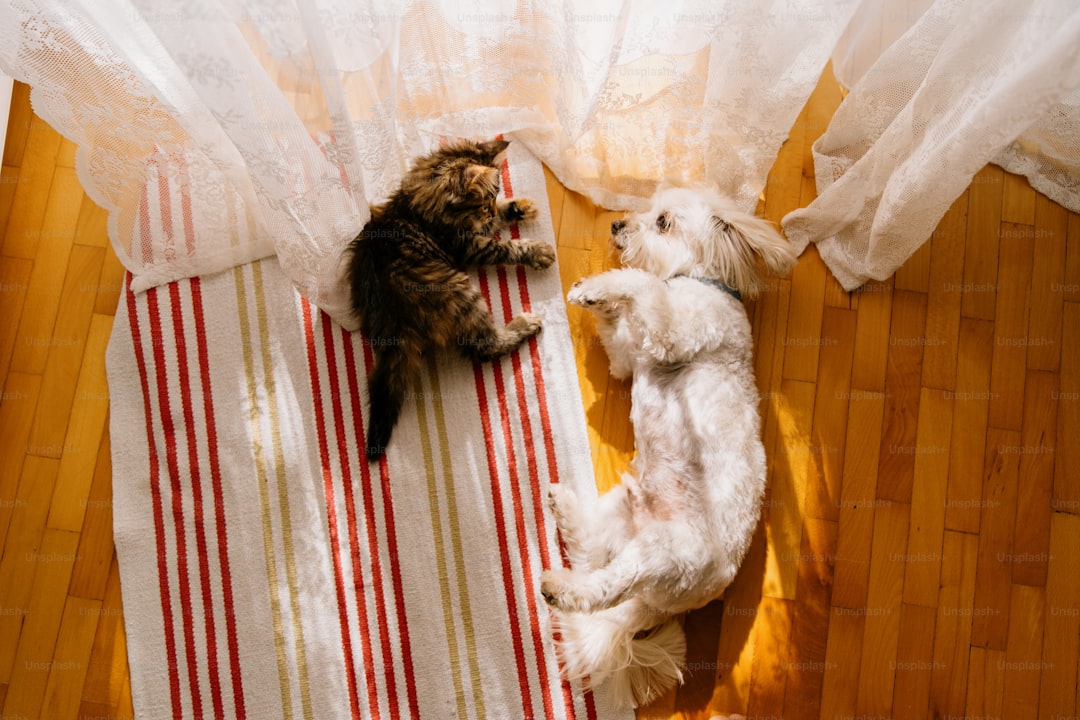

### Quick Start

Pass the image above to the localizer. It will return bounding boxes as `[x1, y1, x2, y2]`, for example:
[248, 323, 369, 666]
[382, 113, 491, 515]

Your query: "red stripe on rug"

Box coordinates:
[377, 450, 421, 719]
[148, 286, 203, 718]
[321, 315, 370, 719]
[340, 328, 381, 716]
[514, 264, 560, 484]
[481, 268, 554, 720]
[501, 162, 562, 480]
[500, 156, 596, 720]
[126, 278, 183, 718]
[190, 277, 246, 718]
[471, 348, 534, 715]
[510, 260, 571, 578]
[169, 281, 225, 719]
[301, 299, 362, 719]
[359, 342, 420, 720]
[494, 266, 542, 488]
[488, 144, 533, 715]
[354, 364, 398, 716]
[513, 261, 596, 720]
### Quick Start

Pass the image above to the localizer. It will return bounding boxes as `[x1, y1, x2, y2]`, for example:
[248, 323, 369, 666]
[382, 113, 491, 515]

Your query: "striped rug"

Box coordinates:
[105, 144, 629, 719]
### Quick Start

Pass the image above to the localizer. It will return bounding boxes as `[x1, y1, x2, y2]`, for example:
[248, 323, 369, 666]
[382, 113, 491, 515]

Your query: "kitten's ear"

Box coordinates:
[478, 139, 510, 163]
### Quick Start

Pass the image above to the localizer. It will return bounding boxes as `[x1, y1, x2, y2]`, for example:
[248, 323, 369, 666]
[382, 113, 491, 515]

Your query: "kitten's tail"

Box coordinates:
[552, 605, 685, 709]
[364, 346, 418, 462]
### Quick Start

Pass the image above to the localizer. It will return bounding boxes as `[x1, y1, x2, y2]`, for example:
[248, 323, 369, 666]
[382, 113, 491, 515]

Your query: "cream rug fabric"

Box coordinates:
[107, 143, 628, 719]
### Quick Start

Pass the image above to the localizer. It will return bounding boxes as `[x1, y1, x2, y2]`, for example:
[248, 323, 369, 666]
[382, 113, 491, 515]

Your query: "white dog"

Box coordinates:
[541, 186, 797, 708]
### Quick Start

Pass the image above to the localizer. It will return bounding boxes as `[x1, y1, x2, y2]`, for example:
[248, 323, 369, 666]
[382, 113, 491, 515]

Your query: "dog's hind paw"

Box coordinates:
[546, 484, 576, 514]
[547, 485, 577, 535]
[540, 568, 574, 609]
[541, 568, 600, 613]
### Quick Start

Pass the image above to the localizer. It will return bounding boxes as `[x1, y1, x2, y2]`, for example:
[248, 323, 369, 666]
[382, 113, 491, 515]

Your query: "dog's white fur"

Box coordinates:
[541, 187, 797, 708]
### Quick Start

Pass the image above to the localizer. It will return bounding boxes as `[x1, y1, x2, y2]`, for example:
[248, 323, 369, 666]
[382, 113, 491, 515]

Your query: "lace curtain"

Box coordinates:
[783, 0, 1080, 289]
[1, 1, 1078, 317]
[0, 0, 856, 328]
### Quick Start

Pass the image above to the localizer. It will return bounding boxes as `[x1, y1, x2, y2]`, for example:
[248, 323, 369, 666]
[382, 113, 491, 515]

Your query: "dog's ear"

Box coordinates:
[712, 213, 798, 279]
[705, 209, 798, 298]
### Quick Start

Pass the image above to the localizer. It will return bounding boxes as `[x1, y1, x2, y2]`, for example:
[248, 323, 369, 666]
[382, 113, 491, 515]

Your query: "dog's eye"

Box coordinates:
[656, 212, 672, 233]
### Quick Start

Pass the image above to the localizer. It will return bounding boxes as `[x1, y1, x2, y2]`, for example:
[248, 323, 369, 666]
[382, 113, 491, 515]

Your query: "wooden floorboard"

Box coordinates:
[1, 61, 1079, 720]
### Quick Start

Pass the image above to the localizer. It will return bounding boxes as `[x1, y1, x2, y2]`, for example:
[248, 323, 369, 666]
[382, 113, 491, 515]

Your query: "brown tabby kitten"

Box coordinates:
[347, 139, 555, 461]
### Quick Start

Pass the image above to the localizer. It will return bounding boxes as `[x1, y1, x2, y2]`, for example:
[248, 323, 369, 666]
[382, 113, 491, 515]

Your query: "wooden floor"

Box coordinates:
[1, 65, 1078, 719]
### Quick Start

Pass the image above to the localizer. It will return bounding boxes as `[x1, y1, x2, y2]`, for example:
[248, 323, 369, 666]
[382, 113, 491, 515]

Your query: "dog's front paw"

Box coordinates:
[566, 280, 599, 308]
[502, 198, 538, 223]
[567, 283, 617, 314]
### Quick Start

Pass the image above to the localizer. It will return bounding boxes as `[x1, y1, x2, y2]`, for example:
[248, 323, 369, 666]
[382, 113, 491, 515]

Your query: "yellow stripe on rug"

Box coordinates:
[415, 357, 489, 719]
[234, 261, 314, 719]
[252, 260, 315, 719]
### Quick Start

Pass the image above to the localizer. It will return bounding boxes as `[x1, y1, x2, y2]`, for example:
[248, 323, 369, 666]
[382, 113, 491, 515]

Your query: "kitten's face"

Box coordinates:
[402, 140, 509, 233]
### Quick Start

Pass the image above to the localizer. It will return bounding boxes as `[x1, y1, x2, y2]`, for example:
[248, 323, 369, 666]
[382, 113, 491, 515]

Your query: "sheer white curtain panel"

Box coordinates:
[782, 0, 1080, 290]
[0, 0, 856, 327]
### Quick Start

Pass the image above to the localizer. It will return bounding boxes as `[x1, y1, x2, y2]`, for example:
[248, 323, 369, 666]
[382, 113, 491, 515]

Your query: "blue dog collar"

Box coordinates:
[676, 275, 742, 302]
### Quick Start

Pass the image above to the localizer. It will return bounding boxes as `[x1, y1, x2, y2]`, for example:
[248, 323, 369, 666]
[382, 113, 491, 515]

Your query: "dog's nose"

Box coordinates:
[611, 220, 626, 235]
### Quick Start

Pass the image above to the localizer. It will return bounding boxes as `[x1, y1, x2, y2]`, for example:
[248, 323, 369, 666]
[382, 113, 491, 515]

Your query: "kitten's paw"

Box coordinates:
[525, 241, 556, 270]
[503, 198, 538, 222]
[507, 312, 543, 339]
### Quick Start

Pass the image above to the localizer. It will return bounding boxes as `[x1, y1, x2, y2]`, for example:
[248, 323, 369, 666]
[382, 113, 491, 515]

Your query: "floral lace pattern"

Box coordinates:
[783, 0, 1080, 290]
[5, 1, 1074, 307]
[0, 0, 857, 325]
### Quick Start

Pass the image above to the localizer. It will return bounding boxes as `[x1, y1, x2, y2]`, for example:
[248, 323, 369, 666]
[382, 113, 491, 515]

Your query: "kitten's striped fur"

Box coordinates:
[346, 139, 554, 461]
